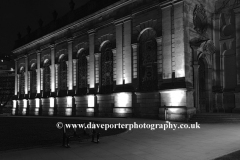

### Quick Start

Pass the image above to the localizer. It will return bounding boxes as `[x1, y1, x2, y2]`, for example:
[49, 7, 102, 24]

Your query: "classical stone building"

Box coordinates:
[12, 0, 240, 121]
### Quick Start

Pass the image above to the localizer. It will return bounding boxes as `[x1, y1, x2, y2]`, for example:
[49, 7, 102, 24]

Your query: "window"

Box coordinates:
[59, 55, 67, 91]
[78, 50, 88, 94]
[43, 60, 50, 93]
[101, 42, 113, 93]
[30, 64, 37, 93]
[20, 67, 25, 95]
[139, 29, 158, 91]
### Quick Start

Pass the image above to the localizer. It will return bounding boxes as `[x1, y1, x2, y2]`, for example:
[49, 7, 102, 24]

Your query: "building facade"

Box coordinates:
[0, 56, 15, 114]
[12, 0, 240, 121]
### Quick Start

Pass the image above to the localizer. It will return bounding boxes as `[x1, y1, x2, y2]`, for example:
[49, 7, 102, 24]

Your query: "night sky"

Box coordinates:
[0, 0, 89, 57]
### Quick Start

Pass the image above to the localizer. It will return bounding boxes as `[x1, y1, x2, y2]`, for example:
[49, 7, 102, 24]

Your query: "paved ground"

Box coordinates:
[1, 116, 240, 160]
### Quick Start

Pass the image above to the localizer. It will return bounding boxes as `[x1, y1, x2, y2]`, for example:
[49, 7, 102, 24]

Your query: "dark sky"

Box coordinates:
[0, 0, 89, 56]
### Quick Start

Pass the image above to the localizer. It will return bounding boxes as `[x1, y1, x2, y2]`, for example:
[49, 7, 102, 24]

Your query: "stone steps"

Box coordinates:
[189, 113, 240, 123]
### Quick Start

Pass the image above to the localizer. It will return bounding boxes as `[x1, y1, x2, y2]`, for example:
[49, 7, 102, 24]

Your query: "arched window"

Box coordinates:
[101, 42, 113, 93]
[139, 29, 158, 91]
[20, 67, 25, 95]
[59, 55, 68, 91]
[30, 64, 37, 94]
[78, 50, 88, 94]
[43, 60, 50, 93]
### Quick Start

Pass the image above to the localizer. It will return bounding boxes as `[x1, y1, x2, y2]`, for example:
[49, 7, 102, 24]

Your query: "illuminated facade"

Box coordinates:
[12, 0, 240, 121]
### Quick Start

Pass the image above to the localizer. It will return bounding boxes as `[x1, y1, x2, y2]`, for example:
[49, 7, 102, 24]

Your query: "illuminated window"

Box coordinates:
[20, 67, 25, 95]
[101, 42, 113, 93]
[139, 29, 158, 91]
[30, 63, 37, 93]
[78, 49, 88, 94]
[43, 60, 51, 92]
[59, 55, 67, 91]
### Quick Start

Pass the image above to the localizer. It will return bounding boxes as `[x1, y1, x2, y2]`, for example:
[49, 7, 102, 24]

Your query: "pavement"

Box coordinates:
[1, 117, 240, 160]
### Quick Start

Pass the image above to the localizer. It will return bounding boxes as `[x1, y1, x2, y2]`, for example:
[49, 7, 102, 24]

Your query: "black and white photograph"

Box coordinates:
[1, 0, 240, 159]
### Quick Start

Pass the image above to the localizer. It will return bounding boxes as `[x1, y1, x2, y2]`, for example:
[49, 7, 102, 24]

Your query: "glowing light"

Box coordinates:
[13, 100, 17, 109]
[48, 108, 54, 116]
[50, 97, 54, 108]
[88, 95, 95, 107]
[115, 92, 130, 107]
[114, 108, 131, 114]
[22, 108, 26, 115]
[65, 108, 72, 116]
[67, 96, 72, 107]
[35, 98, 40, 108]
[168, 108, 179, 112]
[176, 69, 185, 77]
[12, 109, 16, 115]
[23, 99, 27, 108]
[10, 68, 14, 71]
[86, 108, 94, 113]
[160, 89, 186, 106]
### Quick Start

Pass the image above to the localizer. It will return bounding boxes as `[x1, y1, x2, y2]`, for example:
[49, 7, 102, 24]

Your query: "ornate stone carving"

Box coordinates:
[193, 4, 207, 34]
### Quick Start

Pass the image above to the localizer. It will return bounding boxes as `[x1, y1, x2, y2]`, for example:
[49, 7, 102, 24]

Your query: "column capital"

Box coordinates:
[111, 48, 116, 54]
[88, 29, 96, 35]
[94, 53, 101, 58]
[131, 43, 138, 49]
[155, 37, 162, 43]
[86, 55, 90, 61]
[67, 37, 74, 43]
[193, 64, 199, 70]
[73, 59, 77, 63]
[49, 44, 55, 49]
[37, 50, 41, 55]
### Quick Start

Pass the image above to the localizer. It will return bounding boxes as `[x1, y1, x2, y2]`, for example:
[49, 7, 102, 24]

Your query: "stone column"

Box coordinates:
[193, 64, 199, 111]
[88, 30, 95, 89]
[55, 64, 59, 89]
[40, 68, 43, 91]
[14, 60, 18, 95]
[73, 59, 77, 87]
[162, 5, 172, 79]
[156, 37, 163, 76]
[68, 38, 73, 91]
[233, 8, 240, 112]
[112, 49, 117, 82]
[132, 43, 138, 79]
[123, 18, 132, 84]
[173, 1, 185, 78]
[50, 44, 55, 92]
[115, 21, 123, 85]
[24, 56, 28, 95]
[37, 50, 41, 93]
[213, 14, 221, 88]
[94, 53, 100, 84]
[234, 8, 240, 89]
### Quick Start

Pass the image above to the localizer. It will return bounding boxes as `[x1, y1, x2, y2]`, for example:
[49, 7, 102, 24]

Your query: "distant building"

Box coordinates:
[0, 56, 14, 114]
[12, 0, 240, 121]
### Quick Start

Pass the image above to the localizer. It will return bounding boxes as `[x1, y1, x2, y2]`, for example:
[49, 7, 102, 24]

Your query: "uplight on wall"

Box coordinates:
[176, 69, 185, 77]
[67, 96, 72, 107]
[115, 92, 130, 107]
[88, 95, 95, 107]
[160, 89, 186, 106]
[35, 98, 40, 108]
[13, 100, 16, 109]
[23, 99, 27, 108]
[50, 97, 54, 108]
